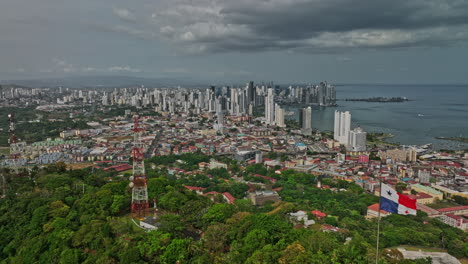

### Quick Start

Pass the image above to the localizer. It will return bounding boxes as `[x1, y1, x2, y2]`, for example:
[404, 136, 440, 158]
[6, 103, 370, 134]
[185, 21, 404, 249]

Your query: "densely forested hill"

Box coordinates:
[0, 159, 466, 263]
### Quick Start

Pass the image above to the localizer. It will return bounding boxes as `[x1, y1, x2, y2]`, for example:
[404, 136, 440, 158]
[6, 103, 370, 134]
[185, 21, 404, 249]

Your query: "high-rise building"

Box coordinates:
[299, 107, 312, 129]
[247, 81, 255, 106]
[348, 127, 367, 151]
[334, 110, 351, 145]
[255, 152, 263, 164]
[326, 84, 336, 105]
[230, 87, 237, 115]
[208, 87, 216, 112]
[101, 93, 109, 105]
[418, 170, 431, 184]
[215, 97, 225, 133]
[408, 148, 417, 162]
[299, 107, 313, 135]
[275, 104, 285, 127]
[265, 88, 275, 125]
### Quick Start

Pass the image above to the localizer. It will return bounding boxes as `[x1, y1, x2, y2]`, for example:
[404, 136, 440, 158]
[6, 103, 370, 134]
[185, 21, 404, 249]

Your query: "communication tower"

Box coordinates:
[8, 113, 20, 172]
[129, 115, 149, 217]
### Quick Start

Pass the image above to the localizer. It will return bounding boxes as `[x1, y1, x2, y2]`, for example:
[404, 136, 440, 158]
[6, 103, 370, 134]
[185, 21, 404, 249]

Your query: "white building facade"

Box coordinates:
[334, 110, 351, 145]
[348, 127, 367, 151]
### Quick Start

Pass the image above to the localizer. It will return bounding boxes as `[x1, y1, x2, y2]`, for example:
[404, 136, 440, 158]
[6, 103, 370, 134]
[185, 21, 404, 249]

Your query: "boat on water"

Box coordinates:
[417, 114, 424, 117]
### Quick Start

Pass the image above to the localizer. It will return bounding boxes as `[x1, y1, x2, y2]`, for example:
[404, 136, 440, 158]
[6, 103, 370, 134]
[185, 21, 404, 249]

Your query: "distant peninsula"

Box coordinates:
[339, 97, 410, 103]
[435, 136, 468, 143]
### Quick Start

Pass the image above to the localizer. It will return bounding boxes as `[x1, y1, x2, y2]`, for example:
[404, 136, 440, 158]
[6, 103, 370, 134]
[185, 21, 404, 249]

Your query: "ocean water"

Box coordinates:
[285, 84, 468, 150]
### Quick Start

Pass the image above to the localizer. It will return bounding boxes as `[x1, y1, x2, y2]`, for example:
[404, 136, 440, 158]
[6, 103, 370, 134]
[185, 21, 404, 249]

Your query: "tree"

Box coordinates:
[395, 182, 407, 193]
[118, 247, 141, 264]
[49, 200, 70, 218]
[110, 195, 128, 215]
[159, 213, 186, 237]
[280, 154, 289, 162]
[46, 162, 67, 173]
[161, 238, 191, 264]
[447, 239, 467, 258]
[452, 195, 468, 205]
[137, 231, 171, 260]
[202, 203, 236, 224]
[159, 190, 189, 212]
[245, 164, 268, 176]
[206, 168, 230, 179]
[59, 248, 81, 264]
[324, 216, 338, 227]
[246, 244, 282, 264]
[266, 152, 278, 159]
[235, 199, 254, 213]
[240, 229, 271, 257]
[1, 158, 467, 263]
[278, 242, 311, 264]
[179, 198, 212, 228]
[203, 223, 229, 253]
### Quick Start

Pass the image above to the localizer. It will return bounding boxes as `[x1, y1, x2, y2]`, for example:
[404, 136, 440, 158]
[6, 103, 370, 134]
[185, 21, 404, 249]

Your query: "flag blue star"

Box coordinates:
[387, 190, 392, 196]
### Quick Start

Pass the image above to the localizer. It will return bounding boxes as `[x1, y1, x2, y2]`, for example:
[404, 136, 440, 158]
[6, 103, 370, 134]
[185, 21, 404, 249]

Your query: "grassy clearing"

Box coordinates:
[0, 147, 10, 155]
[397, 245, 447, 253]
[67, 163, 94, 170]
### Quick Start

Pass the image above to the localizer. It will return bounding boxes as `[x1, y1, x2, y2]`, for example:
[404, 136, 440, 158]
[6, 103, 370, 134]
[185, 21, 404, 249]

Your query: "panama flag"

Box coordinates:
[380, 183, 417, 215]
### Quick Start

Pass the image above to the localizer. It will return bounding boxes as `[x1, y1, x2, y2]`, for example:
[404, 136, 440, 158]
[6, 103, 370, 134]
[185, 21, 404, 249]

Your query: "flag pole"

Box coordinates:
[375, 176, 382, 264]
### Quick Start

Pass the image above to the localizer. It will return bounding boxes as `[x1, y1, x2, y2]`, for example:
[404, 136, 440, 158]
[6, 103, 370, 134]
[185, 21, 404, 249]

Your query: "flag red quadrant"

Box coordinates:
[397, 193, 417, 210]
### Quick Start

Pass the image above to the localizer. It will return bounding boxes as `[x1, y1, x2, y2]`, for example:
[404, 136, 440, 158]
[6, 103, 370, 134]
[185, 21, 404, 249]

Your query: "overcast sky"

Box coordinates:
[1, 0, 467, 83]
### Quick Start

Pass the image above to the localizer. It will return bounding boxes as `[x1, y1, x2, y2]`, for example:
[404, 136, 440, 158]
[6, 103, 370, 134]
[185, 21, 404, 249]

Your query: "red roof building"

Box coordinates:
[222, 192, 236, 204]
[254, 174, 277, 183]
[366, 203, 391, 218]
[184, 185, 207, 192]
[103, 163, 132, 172]
[203, 191, 236, 204]
[437, 206, 468, 215]
[311, 210, 327, 219]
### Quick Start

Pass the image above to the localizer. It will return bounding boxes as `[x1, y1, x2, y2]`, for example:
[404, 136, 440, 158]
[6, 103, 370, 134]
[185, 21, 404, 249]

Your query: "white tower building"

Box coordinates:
[299, 106, 313, 134]
[334, 110, 351, 145]
[347, 127, 367, 151]
[300, 107, 312, 135]
[265, 88, 275, 125]
[275, 104, 285, 127]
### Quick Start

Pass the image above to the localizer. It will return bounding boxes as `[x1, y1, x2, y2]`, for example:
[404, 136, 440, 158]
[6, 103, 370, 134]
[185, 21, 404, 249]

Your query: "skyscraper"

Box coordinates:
[334, 110, 351, 145]
[275, 104, 285, 127]
[347, 127, 367, 151]
[300, 107, 312, 129]
[247, 81, 255, 106]
[265, 88, 275, 125]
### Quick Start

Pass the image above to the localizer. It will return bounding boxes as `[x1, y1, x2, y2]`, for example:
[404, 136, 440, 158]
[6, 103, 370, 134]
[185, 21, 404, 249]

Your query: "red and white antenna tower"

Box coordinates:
[8, 113, 19, 172]
[129, 115, 149, 217]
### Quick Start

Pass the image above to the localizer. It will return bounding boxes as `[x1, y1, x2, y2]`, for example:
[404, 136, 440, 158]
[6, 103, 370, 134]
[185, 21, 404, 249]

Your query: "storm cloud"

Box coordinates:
[0, 0, 467, 82]
[149, 0, 468, 53]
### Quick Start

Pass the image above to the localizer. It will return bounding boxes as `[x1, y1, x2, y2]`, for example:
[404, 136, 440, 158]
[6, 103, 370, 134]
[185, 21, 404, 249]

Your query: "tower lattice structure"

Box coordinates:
[130, 115, 149, 217]
[8, 113, 20, 172]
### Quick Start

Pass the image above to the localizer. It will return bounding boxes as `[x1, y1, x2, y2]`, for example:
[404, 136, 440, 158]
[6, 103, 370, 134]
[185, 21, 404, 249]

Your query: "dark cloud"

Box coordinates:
[150, 0, 468, 53]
